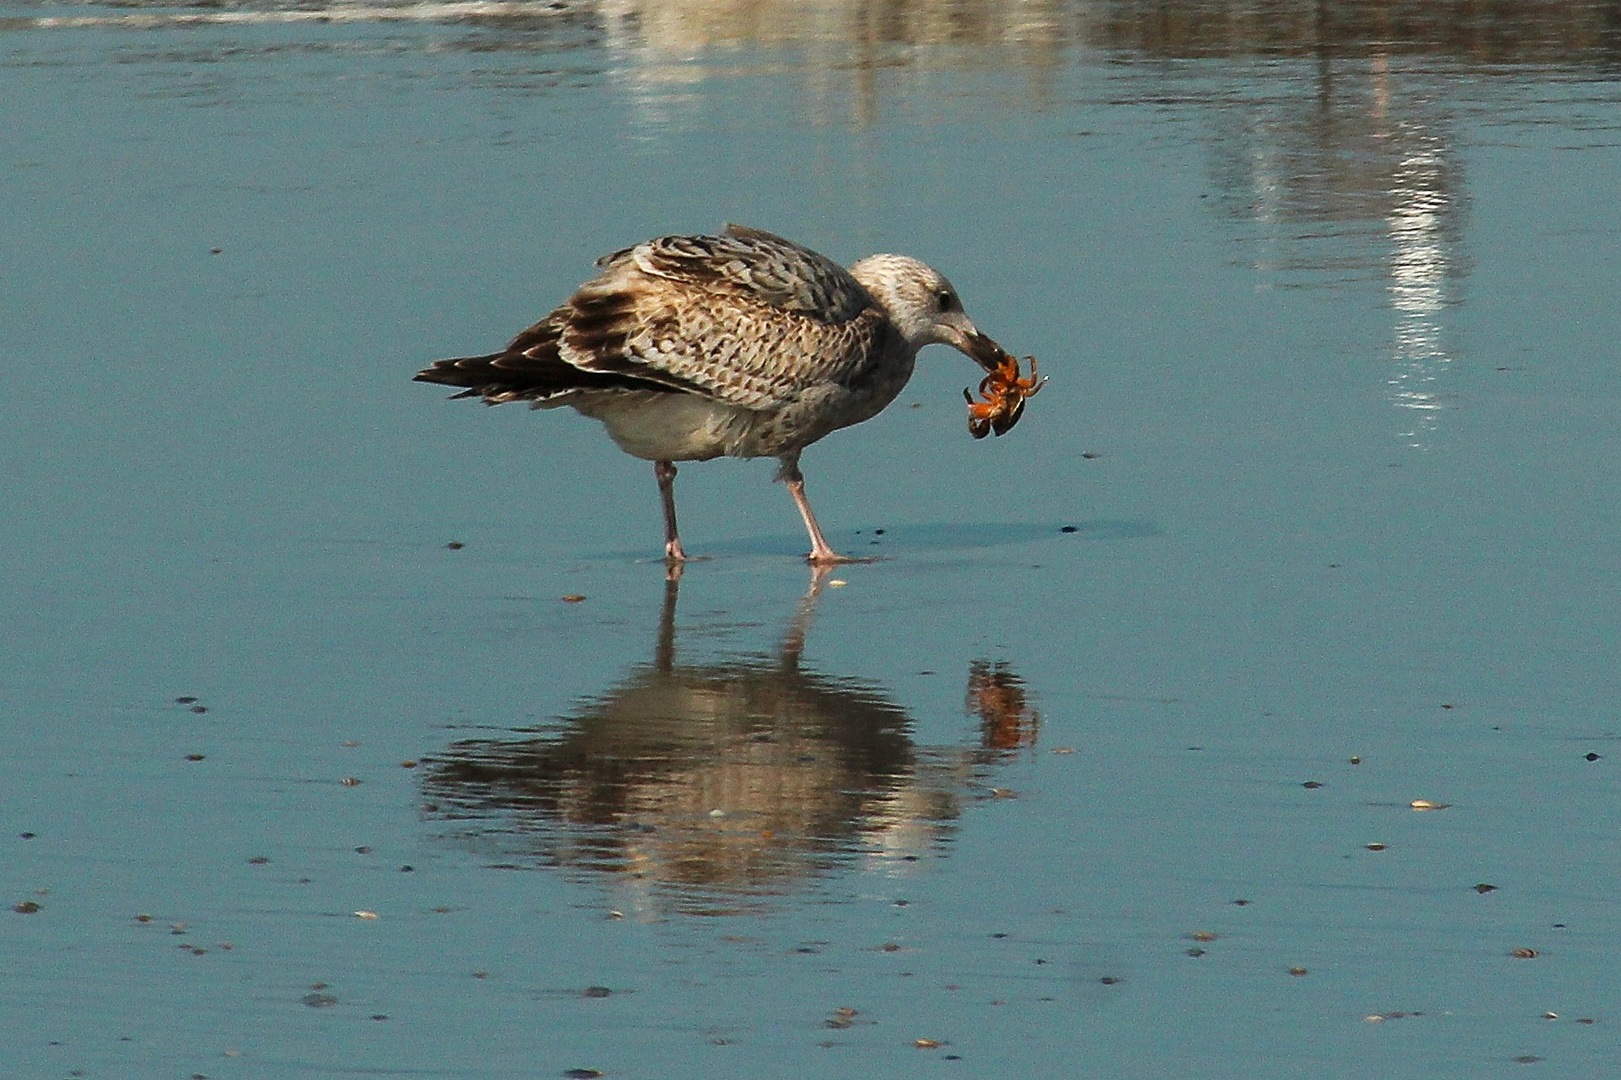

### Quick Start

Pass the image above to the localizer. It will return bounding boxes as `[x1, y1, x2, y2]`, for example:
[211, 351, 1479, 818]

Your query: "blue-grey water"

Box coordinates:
[4, 2, 1620, 1077]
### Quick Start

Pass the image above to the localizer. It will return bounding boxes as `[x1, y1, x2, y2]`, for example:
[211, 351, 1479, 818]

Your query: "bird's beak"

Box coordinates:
[957, 328, 1012, 373]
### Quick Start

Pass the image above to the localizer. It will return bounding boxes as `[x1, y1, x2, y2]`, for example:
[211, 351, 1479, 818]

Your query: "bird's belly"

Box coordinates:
[567, 390, 754, 462]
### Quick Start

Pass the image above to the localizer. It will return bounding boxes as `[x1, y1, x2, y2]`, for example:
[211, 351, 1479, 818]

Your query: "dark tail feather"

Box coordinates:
[412, 353, 530, 402]
[413, 349, 670, 405]
[417, 308, 690, 405]
[414, 351, 511, 387]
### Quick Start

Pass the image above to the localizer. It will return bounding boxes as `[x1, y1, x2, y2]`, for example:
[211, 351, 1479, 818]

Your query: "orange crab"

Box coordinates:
[964, 352, 1045, 439]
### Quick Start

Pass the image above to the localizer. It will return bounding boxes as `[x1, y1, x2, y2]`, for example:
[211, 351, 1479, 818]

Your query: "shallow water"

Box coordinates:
[4, 2, 1621, 1077]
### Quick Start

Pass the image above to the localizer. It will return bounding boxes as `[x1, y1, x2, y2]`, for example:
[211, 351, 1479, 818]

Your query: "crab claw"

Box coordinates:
[1021, 356, 1047, 395]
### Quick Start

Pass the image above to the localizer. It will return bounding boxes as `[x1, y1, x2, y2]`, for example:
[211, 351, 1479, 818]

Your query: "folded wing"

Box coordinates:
[416, 227, 889, 411]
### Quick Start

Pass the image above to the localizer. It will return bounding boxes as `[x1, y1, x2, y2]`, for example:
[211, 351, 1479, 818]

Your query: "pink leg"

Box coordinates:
[781, 461, 855, 565]
[655, 460, 687, 563]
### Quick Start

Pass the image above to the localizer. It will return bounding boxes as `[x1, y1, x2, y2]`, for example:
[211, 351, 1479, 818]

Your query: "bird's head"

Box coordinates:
[850, 254, 1009, 372]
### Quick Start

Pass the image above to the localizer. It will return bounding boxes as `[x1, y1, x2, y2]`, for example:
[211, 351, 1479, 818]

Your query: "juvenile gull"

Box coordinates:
[415, 225, 1011, 564]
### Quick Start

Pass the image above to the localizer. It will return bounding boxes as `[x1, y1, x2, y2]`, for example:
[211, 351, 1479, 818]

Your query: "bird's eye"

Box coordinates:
[937, 290, 957, 312]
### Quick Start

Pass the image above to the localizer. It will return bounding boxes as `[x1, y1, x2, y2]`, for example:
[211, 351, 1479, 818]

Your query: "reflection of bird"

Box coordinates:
[415, 225, 1012, 564]
[422, 575, 929, 914]
[420, 573, 1035, 915]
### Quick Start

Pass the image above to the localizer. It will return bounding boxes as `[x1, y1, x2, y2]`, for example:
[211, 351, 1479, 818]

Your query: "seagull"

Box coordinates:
[414, 225, 1012, 564]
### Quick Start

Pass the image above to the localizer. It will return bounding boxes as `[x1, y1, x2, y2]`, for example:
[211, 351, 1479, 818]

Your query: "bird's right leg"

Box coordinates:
[778, 453, 857, 565]
[655, 460, 688, 565]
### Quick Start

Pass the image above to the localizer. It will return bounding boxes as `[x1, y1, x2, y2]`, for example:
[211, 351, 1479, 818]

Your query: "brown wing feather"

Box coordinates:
[628, 226, 872, 323]
[553, 229, 894, 410]
[418, 228, 897, 412]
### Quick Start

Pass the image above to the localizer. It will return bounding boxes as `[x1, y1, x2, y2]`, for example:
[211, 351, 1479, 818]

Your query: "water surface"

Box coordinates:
[4, 2, 1620, 1077]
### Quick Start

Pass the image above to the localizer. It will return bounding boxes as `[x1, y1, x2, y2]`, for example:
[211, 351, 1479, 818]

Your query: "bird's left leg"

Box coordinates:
[778, 452, 858, 565]
[655, 460, 688, 565]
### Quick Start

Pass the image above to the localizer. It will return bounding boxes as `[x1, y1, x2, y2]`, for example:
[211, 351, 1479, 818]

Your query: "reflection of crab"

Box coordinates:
[967, 660, 1040, 751]
[964, 353, 1046, 439]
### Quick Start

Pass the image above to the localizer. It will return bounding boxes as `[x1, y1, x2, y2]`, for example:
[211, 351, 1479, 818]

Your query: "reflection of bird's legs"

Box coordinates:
[654, 570, 680, 673]
[779, 565, 831, 670]
[655, 460, 687, 566]
[778, 452, 857, 565]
